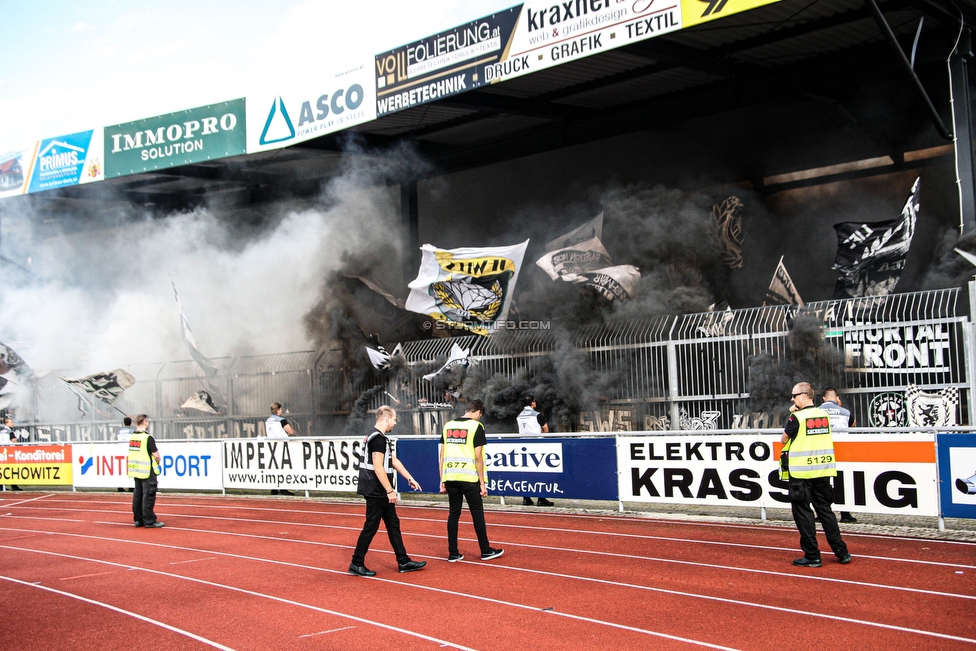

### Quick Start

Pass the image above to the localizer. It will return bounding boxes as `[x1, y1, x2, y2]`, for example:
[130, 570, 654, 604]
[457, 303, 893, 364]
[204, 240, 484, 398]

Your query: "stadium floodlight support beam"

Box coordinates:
[949, 26, 976, 233]
[401, 179, 420, 286]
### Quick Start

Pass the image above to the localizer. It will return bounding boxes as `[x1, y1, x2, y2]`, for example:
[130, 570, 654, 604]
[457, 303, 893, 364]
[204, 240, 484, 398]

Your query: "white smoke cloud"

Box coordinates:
[0, 167, 400, 376]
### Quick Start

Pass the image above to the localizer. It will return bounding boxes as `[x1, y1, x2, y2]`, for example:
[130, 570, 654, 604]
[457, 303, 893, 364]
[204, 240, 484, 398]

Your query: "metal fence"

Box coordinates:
[24, 287, 972, 441]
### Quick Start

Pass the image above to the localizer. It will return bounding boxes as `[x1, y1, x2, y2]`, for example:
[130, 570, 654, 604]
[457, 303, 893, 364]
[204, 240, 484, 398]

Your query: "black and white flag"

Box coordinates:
[172, 281, 219, 377]
[61, 369, 136, 405]
[764, 256, 804, 306]
[832, 177, 919, 299]
[545, 213, 603, 252]
[181, 390, 219, 414]
[366, 343, 403, 370]
[422, 343, 470, 381]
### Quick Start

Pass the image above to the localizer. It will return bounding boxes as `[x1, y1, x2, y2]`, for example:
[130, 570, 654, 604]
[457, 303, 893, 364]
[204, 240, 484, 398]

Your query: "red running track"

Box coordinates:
[0, 492, 973, 650]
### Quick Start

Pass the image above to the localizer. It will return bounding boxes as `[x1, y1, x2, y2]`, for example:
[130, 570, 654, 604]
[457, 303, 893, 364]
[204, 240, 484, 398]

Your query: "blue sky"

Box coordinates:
[0, 0, 515, 153]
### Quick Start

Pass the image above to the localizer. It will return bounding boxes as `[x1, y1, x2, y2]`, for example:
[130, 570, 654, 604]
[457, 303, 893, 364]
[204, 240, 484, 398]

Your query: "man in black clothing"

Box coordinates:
[349, 406, 426, 576]
[440, 399, 504, 562]
[128, 414, 164, 528]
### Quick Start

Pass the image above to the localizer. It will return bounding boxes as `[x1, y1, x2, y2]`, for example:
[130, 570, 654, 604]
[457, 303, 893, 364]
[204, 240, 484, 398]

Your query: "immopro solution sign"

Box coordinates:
[104, 99, 246, 178]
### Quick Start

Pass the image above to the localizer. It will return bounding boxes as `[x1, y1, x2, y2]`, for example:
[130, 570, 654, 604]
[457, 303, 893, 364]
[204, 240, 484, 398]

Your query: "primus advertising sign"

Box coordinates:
[0, 444, 72, 486]
[104, 99, 246, 178]
[247, 59, 376, 154]
[617, 433, 938, 516]
[222, 437, 366, 492]
[28, 129, 104, 193]
[375, 6, 521, 116]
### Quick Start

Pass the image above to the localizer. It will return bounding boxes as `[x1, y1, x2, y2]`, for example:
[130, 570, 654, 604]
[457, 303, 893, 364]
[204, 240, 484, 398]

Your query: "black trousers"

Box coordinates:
[790, 477, 849, 560]
[445, 480, 491, 556]
[132, 473, 158, 525]
[352, 496, 409, 566]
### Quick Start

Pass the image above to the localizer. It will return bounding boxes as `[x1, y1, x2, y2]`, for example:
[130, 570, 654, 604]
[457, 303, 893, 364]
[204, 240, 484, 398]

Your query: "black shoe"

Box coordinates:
[537, 498, 555, 506]
[837, 553, 852, 564]
[840, 514, 858, 523]
[398, 560, 427, 573]
[134, 521, 144, 527]
[279, 490, 295, 496]
[448, 554, 464, 562]
[349, 563, 375, 577]
[270, 490, 279, 495]
[792, 557, 822, 568]
[10, 486, 21, 491]
[145, 522, 165, 529]
[522, 497, 534, 506]
[481, 548, 504, 561]
[117, 488, 126, 492]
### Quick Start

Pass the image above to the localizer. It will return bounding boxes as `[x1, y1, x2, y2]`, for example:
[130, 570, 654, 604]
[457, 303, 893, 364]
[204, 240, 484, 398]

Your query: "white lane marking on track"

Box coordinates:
[0, 544, 477, 651]
[0, 575, 238, 650]
[4, 528, 974, 647]
[2, 493, 54, 508]
[0, 541, 739, 651]
[169, 557, 217, 565]
[94, 518, 976, 603]
[59, 571, 114, 581]
[13, 503, 974, 570]
[299, 626, 356, 638]
[32, 496, 976, 549]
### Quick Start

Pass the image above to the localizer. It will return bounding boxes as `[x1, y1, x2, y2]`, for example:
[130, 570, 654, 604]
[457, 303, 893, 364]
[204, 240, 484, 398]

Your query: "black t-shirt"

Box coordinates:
[146, 436, 158, 454]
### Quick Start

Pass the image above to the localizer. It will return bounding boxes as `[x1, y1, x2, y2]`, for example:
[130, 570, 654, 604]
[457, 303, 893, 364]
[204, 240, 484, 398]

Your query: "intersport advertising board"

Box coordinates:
[246, 57, 376, 154]
[616, 432, 938, 516]
[72, 441, 222, 490]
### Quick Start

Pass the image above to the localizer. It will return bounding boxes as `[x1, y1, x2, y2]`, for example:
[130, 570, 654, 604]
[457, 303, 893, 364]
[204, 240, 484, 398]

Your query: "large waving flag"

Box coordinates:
[545, 213, 603, 252]
[536, 230, 640, 301]
[405, 240, 528, 336]
[422, 343, 470, 381]
[832, 177, 919, 299]
[61, 369, 136, 405]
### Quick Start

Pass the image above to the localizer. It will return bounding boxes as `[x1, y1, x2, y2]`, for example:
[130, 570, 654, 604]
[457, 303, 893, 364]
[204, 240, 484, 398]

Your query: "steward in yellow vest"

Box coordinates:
[782, 383, 850, 568]
[126, 415, 164, 529]
[439, 400, 503, 562]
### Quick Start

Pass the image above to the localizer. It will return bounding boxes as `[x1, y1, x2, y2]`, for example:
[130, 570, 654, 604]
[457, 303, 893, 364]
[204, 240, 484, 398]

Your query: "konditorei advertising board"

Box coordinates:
[0, 444, 72, 486]
[617, 432, 938, 516]
[72, 441, 222, 490]
[222, 437, 366, 492]
[104, 99, 246, 178]
[246, 58, 376, 154]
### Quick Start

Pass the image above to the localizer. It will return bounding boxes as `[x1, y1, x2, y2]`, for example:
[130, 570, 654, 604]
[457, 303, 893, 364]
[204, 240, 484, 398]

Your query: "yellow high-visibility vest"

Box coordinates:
[783, 406, 837, 480]
[127, 432, 158, 479]
[441, 419, 482, 483]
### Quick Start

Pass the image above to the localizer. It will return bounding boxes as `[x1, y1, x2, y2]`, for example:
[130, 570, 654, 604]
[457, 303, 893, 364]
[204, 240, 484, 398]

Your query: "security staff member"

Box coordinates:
[516, 395, 554, 506]
[782, 383, 850, 567]
[440, 399, 504, 562]
[127, 414, 164, 528]
[349, 406, 425, 576]
[266, 402, 295, 495]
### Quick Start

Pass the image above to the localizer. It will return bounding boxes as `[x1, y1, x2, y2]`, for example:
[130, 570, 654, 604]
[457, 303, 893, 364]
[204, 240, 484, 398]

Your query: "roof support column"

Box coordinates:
[401, 179, 420, 284]
[949, 28, 976, 233]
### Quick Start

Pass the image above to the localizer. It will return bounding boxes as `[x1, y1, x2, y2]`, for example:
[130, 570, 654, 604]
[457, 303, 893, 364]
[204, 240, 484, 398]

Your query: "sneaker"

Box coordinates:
[134, 521, 144, 528]
[537, 498, 555, 506]
[145, 522, 165, 529]
[837, 553, 852, 564]
[448, 554, 464, 563]
[522, 497, 534, 506]
[840, 514, 858, 523]
[481, 548, 504, 561]
[270, 490, 279, 495]
[280, 490, 296, 496]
